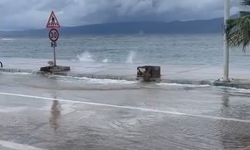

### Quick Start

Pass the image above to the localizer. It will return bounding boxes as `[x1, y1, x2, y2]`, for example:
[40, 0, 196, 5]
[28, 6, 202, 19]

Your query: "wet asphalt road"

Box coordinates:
[0, 73, 250, 150]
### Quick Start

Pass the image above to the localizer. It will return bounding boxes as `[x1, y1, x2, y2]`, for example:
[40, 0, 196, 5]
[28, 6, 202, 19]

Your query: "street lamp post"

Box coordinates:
[223, 0, 230, 82]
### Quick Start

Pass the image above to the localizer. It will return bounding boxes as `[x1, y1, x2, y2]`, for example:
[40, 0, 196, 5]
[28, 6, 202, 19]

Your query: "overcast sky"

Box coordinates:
[0, 0, 240, 30]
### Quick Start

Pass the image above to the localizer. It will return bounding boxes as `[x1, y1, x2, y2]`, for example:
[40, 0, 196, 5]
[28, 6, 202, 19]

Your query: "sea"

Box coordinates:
[1, 33, 250, 80]
[0, 33, 247, 66]
[1, 34, 250, 150]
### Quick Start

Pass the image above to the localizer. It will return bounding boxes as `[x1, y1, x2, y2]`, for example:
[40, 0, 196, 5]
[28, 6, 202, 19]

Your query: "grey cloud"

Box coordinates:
[0, 0, 240, 30]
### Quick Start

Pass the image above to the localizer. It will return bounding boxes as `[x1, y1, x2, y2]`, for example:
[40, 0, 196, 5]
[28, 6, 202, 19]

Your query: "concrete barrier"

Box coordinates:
[214, 79, 250, 89]
[40, 66, 70, 73]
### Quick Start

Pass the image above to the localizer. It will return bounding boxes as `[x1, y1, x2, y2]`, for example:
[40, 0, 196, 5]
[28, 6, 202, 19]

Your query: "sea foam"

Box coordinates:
[77, 51, 95, 62]
[126, 51, 136, 64]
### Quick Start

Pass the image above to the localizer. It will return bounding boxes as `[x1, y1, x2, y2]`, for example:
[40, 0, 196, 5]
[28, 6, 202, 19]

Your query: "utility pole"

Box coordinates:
[223, 0, 230, 82]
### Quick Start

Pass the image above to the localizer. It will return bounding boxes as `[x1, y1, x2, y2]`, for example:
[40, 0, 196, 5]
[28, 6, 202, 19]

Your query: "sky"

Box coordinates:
[0, 0, 240, 30]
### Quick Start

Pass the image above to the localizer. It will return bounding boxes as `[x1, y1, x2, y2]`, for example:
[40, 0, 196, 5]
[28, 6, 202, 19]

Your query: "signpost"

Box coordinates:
[47, 11, 60, 67]
[40, 11, 70, 73]
[49, 28, 59, 66]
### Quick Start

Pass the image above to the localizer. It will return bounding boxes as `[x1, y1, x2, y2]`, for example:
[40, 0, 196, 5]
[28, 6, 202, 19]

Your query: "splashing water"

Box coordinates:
[77, 51, 95, 62]
[1, 38, 15, 41]
[126, 51, 136, 64]
[102, 58, 109, 63]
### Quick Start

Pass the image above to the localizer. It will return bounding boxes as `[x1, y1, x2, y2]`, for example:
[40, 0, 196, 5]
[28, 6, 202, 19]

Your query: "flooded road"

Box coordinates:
[0, 73, 250, 150]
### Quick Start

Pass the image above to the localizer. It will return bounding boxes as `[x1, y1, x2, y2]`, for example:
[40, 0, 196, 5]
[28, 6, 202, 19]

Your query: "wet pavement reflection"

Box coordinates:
[49, 100, 61, 131]
[0, 74, 250, 150]
[222, 90, 230, 108]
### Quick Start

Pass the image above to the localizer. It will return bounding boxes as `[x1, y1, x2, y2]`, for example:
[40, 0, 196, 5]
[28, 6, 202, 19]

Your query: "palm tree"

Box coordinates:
[242, 0, 250, 5]
[227, 0, 250, 51]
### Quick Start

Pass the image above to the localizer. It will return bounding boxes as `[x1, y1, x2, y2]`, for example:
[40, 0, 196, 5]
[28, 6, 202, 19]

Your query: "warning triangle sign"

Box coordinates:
[46, 11, 60, 29]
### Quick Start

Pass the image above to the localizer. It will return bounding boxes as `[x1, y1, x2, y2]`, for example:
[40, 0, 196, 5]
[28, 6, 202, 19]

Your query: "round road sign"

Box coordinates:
[49, 29, 59, 42]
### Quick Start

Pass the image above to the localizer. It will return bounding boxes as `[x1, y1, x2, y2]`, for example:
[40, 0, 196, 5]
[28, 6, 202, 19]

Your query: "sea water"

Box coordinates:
[0, 34, 250, 81]
[1, 34, 225, 65]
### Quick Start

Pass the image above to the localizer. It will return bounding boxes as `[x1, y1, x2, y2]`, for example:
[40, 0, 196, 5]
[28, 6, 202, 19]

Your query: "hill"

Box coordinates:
[0, 18, 223, 37]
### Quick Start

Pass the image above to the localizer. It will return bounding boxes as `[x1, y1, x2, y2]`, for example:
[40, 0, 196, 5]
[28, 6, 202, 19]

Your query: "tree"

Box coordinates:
[226, 0, 250, 51]
[241, 0, 250, 5]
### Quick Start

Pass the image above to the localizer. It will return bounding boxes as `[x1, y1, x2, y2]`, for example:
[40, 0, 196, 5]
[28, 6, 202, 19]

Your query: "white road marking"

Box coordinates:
[0, 140, 46, 150]
[0, 92, 250, 123]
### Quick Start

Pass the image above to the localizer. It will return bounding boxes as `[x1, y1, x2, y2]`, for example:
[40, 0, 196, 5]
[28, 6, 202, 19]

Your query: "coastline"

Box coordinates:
[2, 57, 250, 89]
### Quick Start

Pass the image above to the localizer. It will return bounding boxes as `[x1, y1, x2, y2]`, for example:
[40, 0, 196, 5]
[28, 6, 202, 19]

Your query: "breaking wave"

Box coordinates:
[4, 67, 250, 91]
[126, 51, 136, 64]
[1, 38, 15, 41]
[102, 58, 109, 63]
[157, 83, 211, 88]
[77, 51, 95, 62]
[56, 75, 137, 85]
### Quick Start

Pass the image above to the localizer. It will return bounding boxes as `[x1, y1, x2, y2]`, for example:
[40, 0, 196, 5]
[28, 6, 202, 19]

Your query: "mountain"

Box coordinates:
[0, 18, 224, 37]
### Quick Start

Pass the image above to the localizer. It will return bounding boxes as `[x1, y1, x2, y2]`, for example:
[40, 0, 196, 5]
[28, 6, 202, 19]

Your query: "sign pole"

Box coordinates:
[53, 42, 57, 66]
[47, 11, 60, 67]
[49, 29, 59, 67]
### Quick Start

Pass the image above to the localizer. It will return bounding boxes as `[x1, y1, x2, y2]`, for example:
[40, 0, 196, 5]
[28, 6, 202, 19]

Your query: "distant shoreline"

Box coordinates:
[0, 18, 223, 37]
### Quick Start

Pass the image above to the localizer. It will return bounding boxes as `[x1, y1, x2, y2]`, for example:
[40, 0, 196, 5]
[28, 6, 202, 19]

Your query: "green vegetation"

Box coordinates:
[226, 0, 250, 51]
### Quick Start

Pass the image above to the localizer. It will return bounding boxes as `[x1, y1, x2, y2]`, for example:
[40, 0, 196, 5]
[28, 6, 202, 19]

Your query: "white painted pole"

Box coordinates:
[223, 0, 230, 82]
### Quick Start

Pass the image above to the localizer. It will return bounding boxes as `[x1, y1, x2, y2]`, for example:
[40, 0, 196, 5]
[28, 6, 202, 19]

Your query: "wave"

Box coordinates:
[157, 83, 210, 88]
[102, 58, 109, 63]
[0, 68, 212, 88]
[54, 75, 137, 85]
[233, 88, 250, 94]
[218, 86, 250, 94]
[4, 67, 250, 91]
[1, 72, 33, 76]
[76, 50, 137, 64]
[80, 77, 137, 84]
[1, 38, 15, 41]
[77, 51, 95, 62]
[0, 68, 34, 75]
[126, 51, 136, 64]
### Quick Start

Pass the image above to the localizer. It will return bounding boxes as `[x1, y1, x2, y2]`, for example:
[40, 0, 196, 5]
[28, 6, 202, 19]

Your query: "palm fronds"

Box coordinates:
[226, 0, 250, 51]
[241, 0, 250, 6]
[227, 16, 250, 51]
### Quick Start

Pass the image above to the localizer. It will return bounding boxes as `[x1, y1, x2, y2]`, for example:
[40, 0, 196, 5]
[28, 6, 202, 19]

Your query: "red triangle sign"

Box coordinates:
[46, 11, 60, 29]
